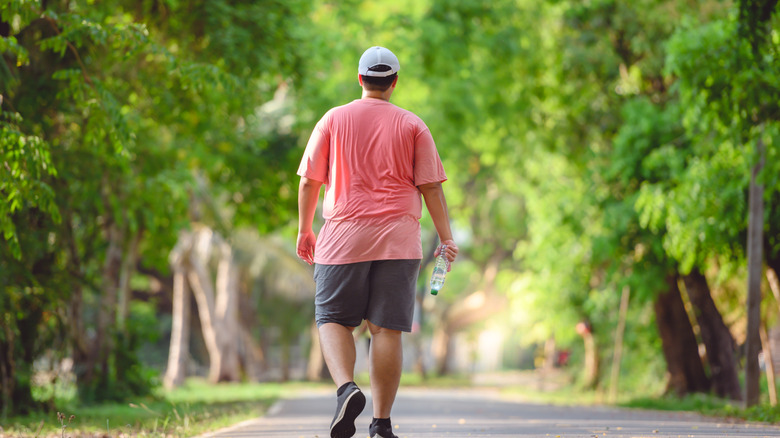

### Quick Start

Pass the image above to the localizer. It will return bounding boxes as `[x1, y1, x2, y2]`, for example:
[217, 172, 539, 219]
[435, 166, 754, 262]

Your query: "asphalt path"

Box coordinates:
[199, 388, 780, 438]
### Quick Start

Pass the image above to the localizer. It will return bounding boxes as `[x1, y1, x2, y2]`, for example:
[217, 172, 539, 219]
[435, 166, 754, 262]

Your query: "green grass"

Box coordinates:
[8, 371, 780, 436]
[635, 374, 780, 424]
[1, 379, 331, 437]
[622, 393, 780, 424]
[5, 373, 472, 438]
[354, 371, 472, 389]
[500, 383, 606, 406]
[495, 370, 780, 424]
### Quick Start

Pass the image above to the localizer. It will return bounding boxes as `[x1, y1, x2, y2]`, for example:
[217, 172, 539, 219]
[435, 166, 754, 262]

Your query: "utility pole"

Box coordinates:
[745, 137, 765, 406]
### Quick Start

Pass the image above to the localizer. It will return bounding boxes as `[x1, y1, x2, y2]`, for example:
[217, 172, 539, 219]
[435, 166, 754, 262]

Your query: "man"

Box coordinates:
[296, 46, 458, 438]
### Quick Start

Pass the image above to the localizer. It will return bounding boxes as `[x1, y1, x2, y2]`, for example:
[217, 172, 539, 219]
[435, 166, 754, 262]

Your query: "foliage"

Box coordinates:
[505, 0, 701, 390]
[636, 9, 780, 275]
[0, 112, 59, 259]
[3, 0, 780, 419]
[1, 0, 316, 412]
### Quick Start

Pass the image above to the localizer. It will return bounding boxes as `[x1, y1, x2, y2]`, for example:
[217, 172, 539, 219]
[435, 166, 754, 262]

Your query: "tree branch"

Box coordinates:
[43, 16, 94, 87]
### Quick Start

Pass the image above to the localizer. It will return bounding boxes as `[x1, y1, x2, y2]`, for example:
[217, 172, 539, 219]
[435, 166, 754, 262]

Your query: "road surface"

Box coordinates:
[199, 388, 780, 438]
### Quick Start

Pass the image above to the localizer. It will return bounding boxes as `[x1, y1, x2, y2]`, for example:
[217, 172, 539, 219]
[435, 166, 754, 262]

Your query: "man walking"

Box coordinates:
[297, 46, 458, 438]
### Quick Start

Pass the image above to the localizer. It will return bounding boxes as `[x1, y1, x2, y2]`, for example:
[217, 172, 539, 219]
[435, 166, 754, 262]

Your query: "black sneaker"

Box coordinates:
[369, 422, 399, 438]
[330, 382, 366, 438]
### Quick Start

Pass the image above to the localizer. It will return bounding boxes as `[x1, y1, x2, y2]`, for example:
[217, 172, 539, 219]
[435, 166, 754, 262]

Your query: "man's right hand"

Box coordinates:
[297, 230, 317, 265]
[435, 239, 459, 271]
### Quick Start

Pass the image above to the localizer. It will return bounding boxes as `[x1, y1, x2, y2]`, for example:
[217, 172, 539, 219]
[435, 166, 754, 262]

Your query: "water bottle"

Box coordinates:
[430, 245, 449, 295]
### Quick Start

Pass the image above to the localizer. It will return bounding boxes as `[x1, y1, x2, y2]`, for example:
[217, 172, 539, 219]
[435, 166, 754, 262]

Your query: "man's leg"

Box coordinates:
[320, 322, 366, 438]
[366, 320, 403, 418]
[318, 322, 357, 387]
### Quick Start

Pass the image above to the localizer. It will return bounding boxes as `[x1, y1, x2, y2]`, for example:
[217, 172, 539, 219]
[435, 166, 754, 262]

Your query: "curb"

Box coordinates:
[189, 400, 285, 438]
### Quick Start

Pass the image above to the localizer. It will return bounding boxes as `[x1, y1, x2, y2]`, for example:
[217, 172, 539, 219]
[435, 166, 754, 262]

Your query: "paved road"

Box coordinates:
[200, 388, 780, 438]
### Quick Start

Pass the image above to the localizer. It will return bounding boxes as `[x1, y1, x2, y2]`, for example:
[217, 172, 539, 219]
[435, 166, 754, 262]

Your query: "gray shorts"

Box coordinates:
[313, 259, 421, 332]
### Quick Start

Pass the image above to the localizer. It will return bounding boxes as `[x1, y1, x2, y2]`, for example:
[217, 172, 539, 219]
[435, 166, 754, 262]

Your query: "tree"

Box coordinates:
[665, 1, 779, 404]
[168, 227, 241, 384]
[738, 0, 778, 406]
[3, 0, 776, 415]
[512, 0, 735, 396]
[163, 226, 315, 387]
[1, 0, 316, 411]
[682, 269, 741, 399]
[654, 274, 711, 395]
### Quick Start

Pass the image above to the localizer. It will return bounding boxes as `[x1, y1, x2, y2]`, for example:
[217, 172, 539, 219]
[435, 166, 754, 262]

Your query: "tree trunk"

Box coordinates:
[181, 228, 241, 384]
[654, 274, 710, 396]
[768, 268, 780, 308]
[187, 250, 225, 383]
[239, 326, 265, 381]
[745, 136, 766, 406]
[307, 320, 324, 381]
[432, 324, 452, 376]
[0, 322, 14, 418]
[609, 286, 630, 403]
[163, 267, 191, 389]
[576, 321, 599, 389]
[682, 268, 742, 400]
[543, 337, 557, 371]
[96, 223, 123, 382]
[117, 231, 141, 332]
[236, 272, 265, 381]
[412, 329, 427, 379]
[760, 322, 777, 406]
[281, 344, 291, 382]
[64, 209, 91, 390]
[766, 239, 780, 282]
[213, 239, 240, 382]
[583, 332, 599, 389]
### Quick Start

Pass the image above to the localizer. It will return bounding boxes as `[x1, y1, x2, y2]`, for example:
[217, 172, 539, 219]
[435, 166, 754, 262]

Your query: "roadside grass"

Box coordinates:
[354, 371, 472, 389]
[1, 378, 331, 437]
[621, 373, 780, 424]
[495, 370, 780, 424]
[499, 382, 606, 406]
[620, 394, 780, 424]
[7, 371, 780, 436]
[622, 390, 780, 424]
[4, 374, 469, 438]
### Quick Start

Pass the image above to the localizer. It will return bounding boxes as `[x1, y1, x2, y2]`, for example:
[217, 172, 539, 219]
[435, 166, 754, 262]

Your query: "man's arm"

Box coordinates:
[418, 182, 459, 268]
[297, 177, 323, 265]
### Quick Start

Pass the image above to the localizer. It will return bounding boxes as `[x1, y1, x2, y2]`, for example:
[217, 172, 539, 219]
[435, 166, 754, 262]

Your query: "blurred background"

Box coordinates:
[1, 0, 779, 432]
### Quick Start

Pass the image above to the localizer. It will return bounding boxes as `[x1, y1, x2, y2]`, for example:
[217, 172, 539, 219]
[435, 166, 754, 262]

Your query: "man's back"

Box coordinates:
[302, 98, 444, 223]
[298, 98, 446, 265]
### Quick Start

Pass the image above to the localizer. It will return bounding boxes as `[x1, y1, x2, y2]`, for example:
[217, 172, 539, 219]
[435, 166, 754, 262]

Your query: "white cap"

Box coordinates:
[358, 46, 400, 77]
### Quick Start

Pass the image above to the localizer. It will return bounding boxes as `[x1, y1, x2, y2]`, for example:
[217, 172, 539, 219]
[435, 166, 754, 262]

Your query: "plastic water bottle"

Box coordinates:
[430, 245, 449, 295]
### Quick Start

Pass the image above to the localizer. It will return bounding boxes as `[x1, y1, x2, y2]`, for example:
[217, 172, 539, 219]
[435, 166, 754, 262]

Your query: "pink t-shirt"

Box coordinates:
[297, 98, 447, 265]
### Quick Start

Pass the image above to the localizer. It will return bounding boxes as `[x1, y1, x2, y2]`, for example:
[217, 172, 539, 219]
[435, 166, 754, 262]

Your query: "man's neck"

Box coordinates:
[361, 89, 392, 101]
